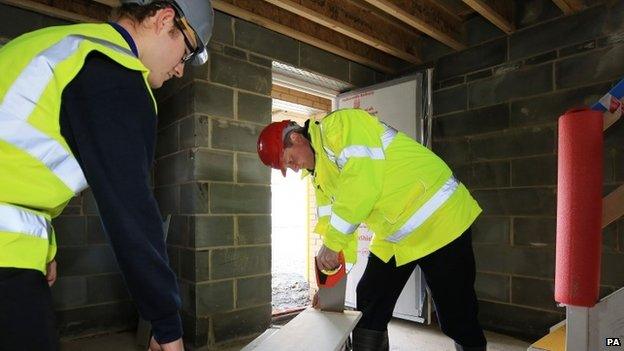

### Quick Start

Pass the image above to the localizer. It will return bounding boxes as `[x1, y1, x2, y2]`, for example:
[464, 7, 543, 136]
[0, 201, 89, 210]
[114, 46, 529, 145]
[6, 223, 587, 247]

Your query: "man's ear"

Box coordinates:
[290, 132, 306, 144]
[153, 7, 176, 35]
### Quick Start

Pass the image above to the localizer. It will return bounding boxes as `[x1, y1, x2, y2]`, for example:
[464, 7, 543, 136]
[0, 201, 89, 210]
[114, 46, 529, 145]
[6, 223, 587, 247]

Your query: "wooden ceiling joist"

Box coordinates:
[212, 0, 404, 74]
[462, 0, 514, 34]
[551, 0, 585, 15]
[263, 0, 420, 64]
[91, 0, 120, 7]
[362, 0, 465, 51]
[426, 0, 463, 23]
[0, 0, 110, 22]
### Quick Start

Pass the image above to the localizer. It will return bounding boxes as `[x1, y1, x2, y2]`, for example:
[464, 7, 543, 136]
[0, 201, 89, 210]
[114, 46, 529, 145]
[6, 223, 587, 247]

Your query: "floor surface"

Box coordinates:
[61, 317, 530, 351]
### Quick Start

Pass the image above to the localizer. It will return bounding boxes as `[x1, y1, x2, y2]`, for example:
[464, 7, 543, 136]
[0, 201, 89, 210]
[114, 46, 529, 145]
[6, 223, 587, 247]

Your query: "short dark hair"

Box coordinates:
[111, 1, 173, 22]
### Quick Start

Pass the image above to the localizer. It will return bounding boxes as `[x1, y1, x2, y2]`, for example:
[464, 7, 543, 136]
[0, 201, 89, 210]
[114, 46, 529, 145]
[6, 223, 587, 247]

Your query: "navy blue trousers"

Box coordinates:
[356, 228, 487, 348]
[0, 268, 59, 351]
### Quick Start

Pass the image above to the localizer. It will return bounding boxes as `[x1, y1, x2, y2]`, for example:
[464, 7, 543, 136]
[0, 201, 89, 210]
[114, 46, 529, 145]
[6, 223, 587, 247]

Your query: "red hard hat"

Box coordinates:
[257, 120, 291, 177]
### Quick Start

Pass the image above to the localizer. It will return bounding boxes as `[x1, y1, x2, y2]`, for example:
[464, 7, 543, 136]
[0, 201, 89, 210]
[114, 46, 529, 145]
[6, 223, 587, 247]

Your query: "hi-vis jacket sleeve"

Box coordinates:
[312, 179, 358, 263]
[313, 183, 360, 262]
[313, 185, 332, 237]
[321, 112, 384, 256]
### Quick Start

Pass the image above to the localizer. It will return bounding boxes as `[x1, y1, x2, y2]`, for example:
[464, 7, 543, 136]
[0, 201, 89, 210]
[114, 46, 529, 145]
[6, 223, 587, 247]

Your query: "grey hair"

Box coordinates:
[283, 122, 304, 147]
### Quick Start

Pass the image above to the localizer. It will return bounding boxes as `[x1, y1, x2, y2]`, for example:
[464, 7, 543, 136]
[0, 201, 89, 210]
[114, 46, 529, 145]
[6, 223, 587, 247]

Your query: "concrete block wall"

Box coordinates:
[154, 11, 381, 350]
[52, 190, 138, 336]
[430, 0, 624, 340]
[153, 41, 273, 348]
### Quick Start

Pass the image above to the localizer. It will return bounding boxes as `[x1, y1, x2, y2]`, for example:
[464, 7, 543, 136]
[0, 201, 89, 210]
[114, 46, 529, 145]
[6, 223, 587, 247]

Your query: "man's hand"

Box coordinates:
[316, 244, 340, 272]
[46, 260, 57, 287]
[148, 337, 184, 351]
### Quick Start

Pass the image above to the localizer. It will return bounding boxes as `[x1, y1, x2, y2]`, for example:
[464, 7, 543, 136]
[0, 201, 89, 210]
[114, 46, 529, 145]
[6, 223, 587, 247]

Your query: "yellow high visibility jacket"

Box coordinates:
[308, 109, 481, 266]
[0, 23, 155, 274]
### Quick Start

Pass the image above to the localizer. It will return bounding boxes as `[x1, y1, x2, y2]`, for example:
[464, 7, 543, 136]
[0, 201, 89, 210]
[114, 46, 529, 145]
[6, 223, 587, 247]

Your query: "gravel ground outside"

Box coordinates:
[271, 225, 310, 312]
[271, 272, 310, 312]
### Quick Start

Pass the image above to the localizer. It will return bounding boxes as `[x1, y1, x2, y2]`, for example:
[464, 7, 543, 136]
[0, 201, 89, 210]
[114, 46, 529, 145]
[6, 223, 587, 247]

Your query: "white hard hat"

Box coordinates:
[119, 0, 214, 65]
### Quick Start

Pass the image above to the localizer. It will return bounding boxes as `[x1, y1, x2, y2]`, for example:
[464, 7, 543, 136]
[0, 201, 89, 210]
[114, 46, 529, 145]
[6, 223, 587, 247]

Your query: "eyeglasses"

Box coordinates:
[173, 15, 199, 64]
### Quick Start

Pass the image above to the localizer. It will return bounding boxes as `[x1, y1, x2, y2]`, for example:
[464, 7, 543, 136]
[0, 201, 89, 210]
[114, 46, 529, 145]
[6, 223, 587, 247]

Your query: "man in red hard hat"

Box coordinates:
[258, 120, 316, 177]
[257, 108, 487, 351]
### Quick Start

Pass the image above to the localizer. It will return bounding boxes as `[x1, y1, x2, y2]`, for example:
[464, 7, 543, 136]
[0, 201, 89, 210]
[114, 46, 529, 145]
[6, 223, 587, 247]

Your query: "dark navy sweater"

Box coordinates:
[59, 27, 182, 344]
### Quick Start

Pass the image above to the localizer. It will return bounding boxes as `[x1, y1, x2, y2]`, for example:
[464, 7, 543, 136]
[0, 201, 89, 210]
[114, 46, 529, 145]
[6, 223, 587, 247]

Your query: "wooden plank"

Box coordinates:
[552, 0, 585, 15]
[425, 0, 464, 23]
[436, 0, 477, 19]
[242, 327, 280, 350]
[529, 322, 566, 351]
[263, 0, 421, 63]
[0, 0, 111, 22]
[212, 0, 404, 73]
[602, 184, 624, 228]
[603, 110, 622, 131]
[462, 0, 515, 34]
[352, 0, 456, 36]
[363, 0, 465, 51]
[92, 0, 119, 7]
[242, 309, 362, 351]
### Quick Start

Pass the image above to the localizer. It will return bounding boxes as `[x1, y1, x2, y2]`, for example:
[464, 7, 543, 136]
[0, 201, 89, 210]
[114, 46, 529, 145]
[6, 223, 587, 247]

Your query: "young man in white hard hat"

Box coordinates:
[0, 1, 213, 350]
[257, 109, 487, 351]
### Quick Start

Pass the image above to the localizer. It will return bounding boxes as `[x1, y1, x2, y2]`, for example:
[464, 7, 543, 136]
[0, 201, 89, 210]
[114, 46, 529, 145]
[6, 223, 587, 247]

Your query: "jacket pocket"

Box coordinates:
[380, 180, 427, 225]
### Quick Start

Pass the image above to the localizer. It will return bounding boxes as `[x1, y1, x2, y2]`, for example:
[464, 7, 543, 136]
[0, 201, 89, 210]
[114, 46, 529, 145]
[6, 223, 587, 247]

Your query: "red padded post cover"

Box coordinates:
[555, 108, 603, 307]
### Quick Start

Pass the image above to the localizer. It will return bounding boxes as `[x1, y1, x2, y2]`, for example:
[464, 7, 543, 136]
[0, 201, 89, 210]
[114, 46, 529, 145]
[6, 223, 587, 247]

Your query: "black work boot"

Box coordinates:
[352, 328, 389, 351]
[454, 342, 486, 351]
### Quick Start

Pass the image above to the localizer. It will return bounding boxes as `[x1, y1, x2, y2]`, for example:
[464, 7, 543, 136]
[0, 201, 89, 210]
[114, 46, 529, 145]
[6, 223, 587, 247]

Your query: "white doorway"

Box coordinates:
[269, 62, 342, 314]
[270, 99, 326, 314]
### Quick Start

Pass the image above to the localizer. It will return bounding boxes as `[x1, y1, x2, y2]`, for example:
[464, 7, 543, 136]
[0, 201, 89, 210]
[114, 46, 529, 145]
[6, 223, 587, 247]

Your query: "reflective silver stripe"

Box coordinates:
[336, 145, 384, 169]
[385, 176, 460, 243]
[330, 211, 358, 234]
[317, 205, 332, 217]
[333, 124, 397, 169]
[0, 120, 88, 193]
[0, 37, 82, 121]
[0, 204, 50, 239]
[380, 123, 397, 150]
[323, 146, 337, 164]
[0, 35, 131, 194]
